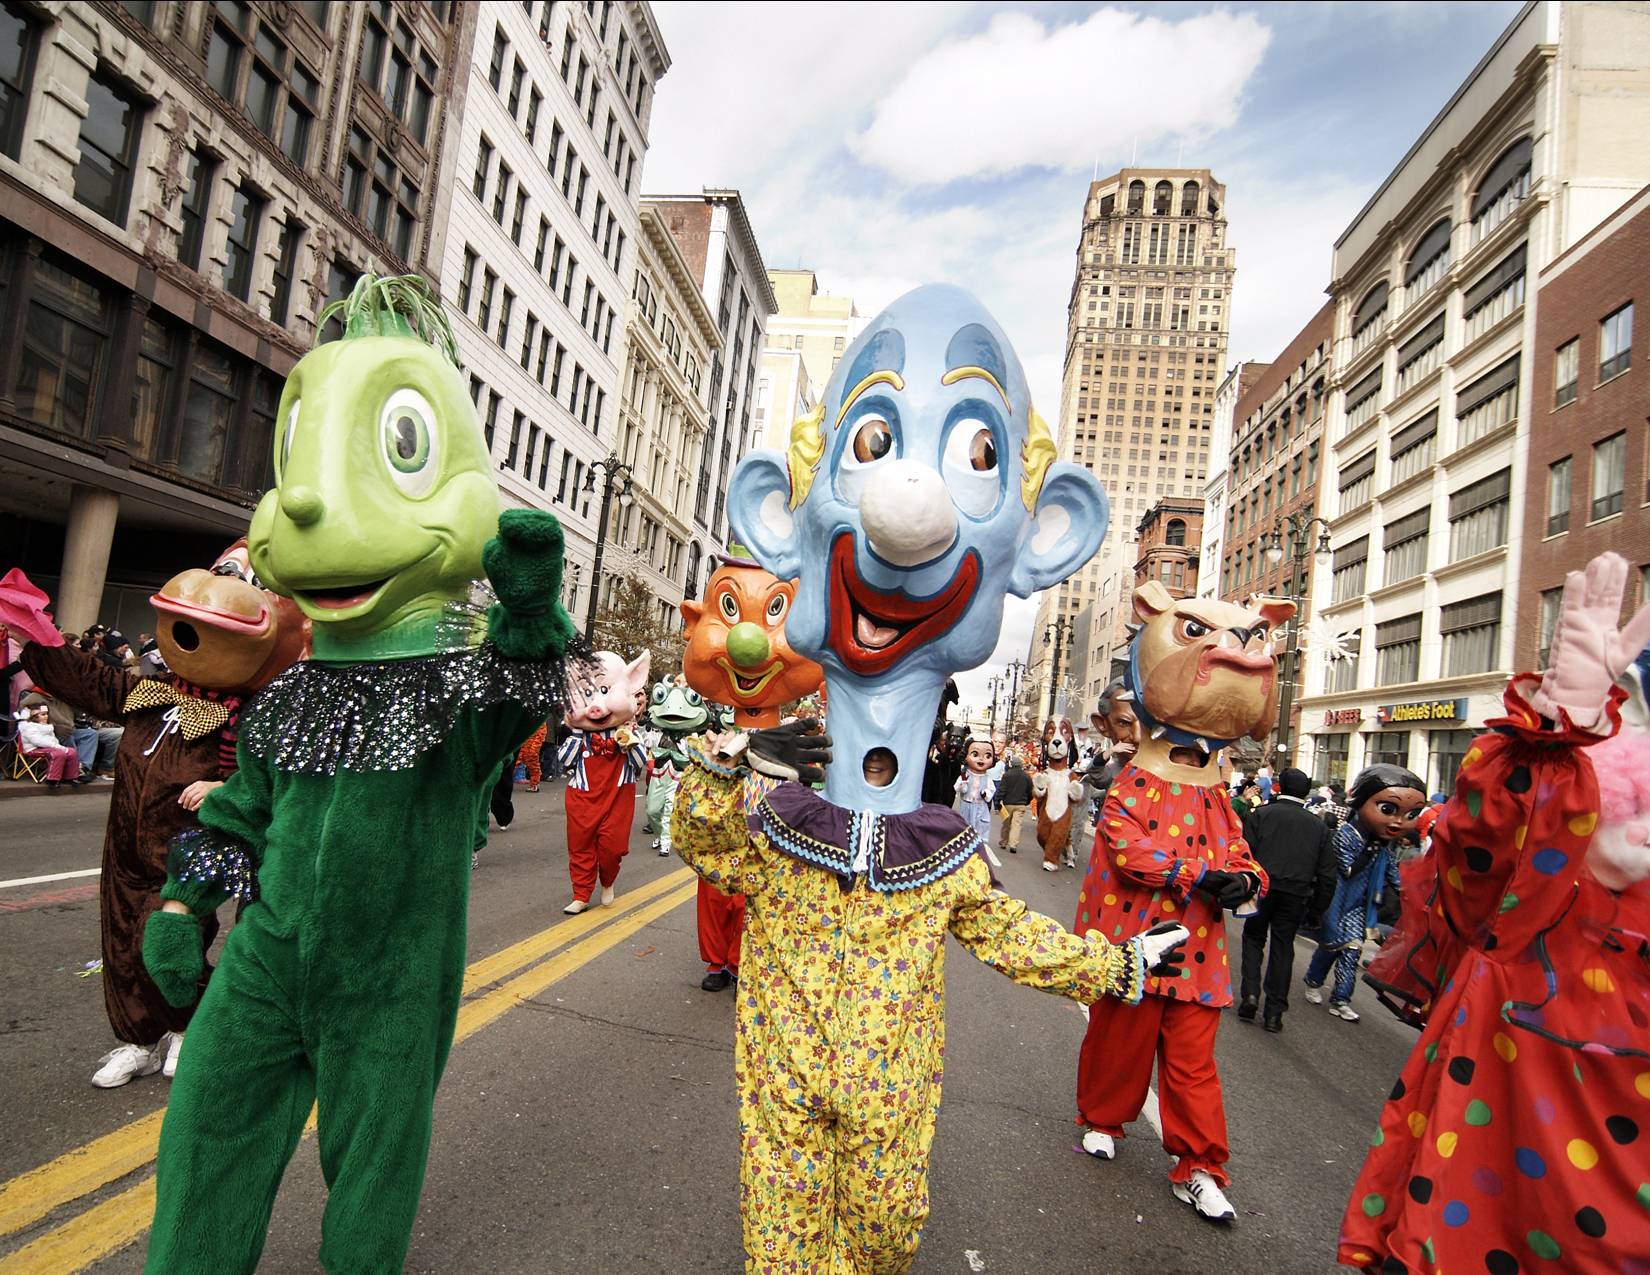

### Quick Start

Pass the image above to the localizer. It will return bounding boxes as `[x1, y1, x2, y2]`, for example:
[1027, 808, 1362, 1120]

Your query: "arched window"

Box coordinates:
[1165, 518, 1186, 546]
[1180, 181, 1199, 216]
[1153, 180, 1172, 215]
[1404, 219, 1452, 300]
[1471, 137, 1532, 242]
[1127, 180, 1145, 214]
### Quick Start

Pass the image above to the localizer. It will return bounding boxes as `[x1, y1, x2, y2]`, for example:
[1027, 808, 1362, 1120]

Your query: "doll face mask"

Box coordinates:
[1358, 786, 1427, 843]
[727, 284, 1108, 814]
[964, 740, 995, 774]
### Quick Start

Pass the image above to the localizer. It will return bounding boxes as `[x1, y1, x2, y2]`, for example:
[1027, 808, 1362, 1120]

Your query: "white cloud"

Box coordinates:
[852, 8, 1272, 185]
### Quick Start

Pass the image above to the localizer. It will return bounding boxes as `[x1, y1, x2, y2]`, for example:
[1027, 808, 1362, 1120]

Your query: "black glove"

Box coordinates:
[1140, 921, 1189, 975]
[747, 719, 832, 785]
[1197, 869, 1259, 910]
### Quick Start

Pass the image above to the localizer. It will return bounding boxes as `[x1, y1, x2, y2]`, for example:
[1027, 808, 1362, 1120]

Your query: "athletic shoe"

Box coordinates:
[599, 884, 615, 907]
[700, 968, 732, 992]
[1236, 998, 1257, 1021]
[1080, 1129, 1115, 1160]
[92, 1042, 163, 1088]
[563, 899, 588, 914]
[1327, 1001, 1360, 1022]
[1041, 861, 1058, 872]
[1302, 984, 1323, 1005]
[471, 851, 479, 870]
[161, 1032, 184, 1078]
[1173, 1169, 1236, 1222]
[526, 784, 540, 793]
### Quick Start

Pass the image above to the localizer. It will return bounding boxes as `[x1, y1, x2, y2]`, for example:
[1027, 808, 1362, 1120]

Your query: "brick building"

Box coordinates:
[1133, 497, 1203, 597]
[1198, 359, 1267, 600]
[1521, 181, 1650, 667]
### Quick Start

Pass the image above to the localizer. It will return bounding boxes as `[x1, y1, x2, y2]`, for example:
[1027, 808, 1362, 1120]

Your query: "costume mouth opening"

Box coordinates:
[170, 621, 200, 652]
[715, 656, 784, 698]
[1169, 743, 1212, 768]
[653, 711, 707, 730]
[828, 532, 980, 677]
[297, 579, 391, 612]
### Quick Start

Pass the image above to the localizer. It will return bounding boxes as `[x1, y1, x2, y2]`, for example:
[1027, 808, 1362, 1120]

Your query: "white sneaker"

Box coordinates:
[1172, 1169, 1236, 1222]
[1080, 1129, 1115, 1160]
[161, 1032, 183, 1078]
[1327, 1001, 1360, 1022]
[92, 1042, 163, 1089]
[1302, 984, 1323, 1005]
[563, 899, 588, 915]
[599, 884, 616, 906]
[1042, 861, 1059, 872]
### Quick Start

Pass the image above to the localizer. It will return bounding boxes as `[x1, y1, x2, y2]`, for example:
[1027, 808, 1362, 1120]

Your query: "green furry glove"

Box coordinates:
[484, 509, 575, 660]
[143, 909, 204, 1008]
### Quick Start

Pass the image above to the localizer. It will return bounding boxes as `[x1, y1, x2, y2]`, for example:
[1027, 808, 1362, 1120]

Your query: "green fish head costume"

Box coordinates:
[249, 276, 497, 663]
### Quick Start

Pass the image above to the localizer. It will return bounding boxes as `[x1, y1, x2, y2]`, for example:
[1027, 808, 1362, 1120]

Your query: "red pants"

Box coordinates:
[1076, 994, 1230, 1185]
[517, 724, 547, 786]
[696, 880, 744, 972]
[26, 745, 81, 781]
[565, 754, 634, 903]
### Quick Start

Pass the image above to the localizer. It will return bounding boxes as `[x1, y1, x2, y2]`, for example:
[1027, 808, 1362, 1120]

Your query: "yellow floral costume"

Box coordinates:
[672, 756, 1148, 1273]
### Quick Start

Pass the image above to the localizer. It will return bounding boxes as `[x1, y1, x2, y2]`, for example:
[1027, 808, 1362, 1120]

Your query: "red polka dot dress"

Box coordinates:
[1340, 678, 1650, 1274]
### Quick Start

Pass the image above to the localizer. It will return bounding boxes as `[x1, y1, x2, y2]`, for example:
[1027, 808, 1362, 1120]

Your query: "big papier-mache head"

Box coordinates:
[248, 275, 498, 662]
[680, 552, 824, 731]
[151, 539, 309, 692]
[565, 650, 650, 732]
[647, 674, 712, 737]
[727, 284, 1107, 813]
[1123, 582, 1295, 788]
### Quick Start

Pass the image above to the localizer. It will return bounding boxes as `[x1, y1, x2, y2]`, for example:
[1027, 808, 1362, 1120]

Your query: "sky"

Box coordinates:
[641, 0, 1524, 725]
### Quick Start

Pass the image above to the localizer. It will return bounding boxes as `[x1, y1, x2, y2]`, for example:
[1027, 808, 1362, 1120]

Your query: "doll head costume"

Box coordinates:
[141, 276, 575, 1274]
[727, 284, 1108, 814]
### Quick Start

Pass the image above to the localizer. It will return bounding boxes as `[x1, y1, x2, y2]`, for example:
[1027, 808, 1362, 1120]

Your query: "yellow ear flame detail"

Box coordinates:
[1021, 409, 1056, 511]
[786, 401, 827, 510]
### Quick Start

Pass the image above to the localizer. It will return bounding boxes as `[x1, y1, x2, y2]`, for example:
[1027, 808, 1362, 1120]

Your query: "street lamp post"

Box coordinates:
[1043, 615, 1074, 721]
[1261, 514, 1333, 767]
[1004, 658, 1026, 741]
[986, 674, 1004, 738]
[583, 452, 637, 639]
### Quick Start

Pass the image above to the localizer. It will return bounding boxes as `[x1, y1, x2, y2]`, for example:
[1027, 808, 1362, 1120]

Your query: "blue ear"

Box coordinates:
[727, 450, 802, 578]
[1007, 462, 1109, 597]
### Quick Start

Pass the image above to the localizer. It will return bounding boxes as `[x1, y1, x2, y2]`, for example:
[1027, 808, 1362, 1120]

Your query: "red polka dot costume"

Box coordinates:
[1340, 676, 1650, 1273]
[1073, 762, 1267, 1185]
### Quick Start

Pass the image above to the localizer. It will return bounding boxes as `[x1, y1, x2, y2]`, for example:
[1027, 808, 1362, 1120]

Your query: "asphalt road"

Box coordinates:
[0, 780, 1414, 1274]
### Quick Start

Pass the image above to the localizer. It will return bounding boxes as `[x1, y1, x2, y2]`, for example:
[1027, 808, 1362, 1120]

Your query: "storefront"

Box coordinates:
[1300, 692, 1496, 794]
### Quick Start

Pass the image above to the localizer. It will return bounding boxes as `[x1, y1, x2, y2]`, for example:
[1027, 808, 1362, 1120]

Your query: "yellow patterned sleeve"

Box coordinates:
[947, 858, 1147, 1005]
[670, 745, 774, 900]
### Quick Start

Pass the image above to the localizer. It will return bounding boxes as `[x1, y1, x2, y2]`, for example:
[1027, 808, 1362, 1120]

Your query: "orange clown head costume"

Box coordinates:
[1073, 583, 1289, 1208]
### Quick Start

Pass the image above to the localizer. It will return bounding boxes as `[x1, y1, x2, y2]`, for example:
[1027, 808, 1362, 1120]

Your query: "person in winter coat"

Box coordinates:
[993, 753, 1032, 855]
[1237, 766, 1336, 1031]
[1301, 764, 1425, 1022]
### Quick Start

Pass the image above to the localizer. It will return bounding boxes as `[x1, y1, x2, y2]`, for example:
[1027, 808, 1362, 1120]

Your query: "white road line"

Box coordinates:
[0, 868, 100, 890]
[1141, 1084, 1163, 1140]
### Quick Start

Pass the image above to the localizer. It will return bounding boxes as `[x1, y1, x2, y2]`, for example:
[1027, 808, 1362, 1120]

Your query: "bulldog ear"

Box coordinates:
[727, 451, 802, 579]
[1253, 595, 1297, 629]
[625, 649, 652, 693]
[1133, 580, 1175, 621]
[1008, 462, 1108, 597]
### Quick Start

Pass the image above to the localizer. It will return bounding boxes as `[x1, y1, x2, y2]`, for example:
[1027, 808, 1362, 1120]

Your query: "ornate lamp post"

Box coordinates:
[1042, 615, 1074, 720]
[583, 453, 636, 638]
[1260, 513, 1333, 766]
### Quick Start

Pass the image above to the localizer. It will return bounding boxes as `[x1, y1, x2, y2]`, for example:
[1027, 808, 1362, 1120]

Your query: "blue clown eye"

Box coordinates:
[941, 417, 1003, 518]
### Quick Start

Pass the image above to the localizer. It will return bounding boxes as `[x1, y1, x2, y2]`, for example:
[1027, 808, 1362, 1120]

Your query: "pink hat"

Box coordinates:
[1587, 726, 1650, 824]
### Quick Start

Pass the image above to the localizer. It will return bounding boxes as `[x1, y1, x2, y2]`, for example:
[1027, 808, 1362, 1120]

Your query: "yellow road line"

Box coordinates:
[0, 878, 698, 1275]
[0, 869, 694, 1243]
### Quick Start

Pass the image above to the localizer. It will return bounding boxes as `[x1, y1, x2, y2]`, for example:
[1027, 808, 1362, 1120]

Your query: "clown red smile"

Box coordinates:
[828, 530, 980, 677]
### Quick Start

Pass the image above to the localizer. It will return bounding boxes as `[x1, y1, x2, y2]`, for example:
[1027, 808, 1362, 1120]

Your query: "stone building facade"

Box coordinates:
[1198, 359, 1266, 601]
[0, 0, 470, 632]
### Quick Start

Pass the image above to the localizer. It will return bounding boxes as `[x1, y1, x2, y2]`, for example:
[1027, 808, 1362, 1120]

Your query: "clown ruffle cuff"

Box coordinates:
[164, 825, 258, 910]
[1115, 935, 1150, 1005]
[238, 643, 575, 774]
[685, 737, 745, 779]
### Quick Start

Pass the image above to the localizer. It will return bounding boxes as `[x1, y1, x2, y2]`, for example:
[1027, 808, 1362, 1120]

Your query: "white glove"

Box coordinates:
[1136, 923, 1189, 975]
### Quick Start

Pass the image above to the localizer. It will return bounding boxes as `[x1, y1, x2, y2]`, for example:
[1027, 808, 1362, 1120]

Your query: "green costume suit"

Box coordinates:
[139, 278, 576, 1273]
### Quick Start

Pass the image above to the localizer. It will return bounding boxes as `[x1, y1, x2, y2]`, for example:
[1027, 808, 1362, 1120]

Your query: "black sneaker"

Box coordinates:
[700, 969, 732, 992]
[1236, 998, 1257, 1021]
[1263, 1014, 1283, 1033]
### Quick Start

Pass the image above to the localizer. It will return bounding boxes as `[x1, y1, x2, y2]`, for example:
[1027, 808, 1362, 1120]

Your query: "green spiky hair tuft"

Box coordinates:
[317, 273, 461, 369]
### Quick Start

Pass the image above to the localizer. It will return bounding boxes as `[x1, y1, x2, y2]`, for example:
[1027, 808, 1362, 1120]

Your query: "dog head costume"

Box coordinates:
[728, 284, 1107, 813]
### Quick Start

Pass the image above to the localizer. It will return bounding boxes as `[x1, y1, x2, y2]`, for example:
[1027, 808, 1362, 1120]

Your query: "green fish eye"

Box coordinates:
[378, 388, 439, 496]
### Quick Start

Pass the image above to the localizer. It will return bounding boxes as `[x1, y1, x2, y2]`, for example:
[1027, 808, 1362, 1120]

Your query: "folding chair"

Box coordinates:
[2, 717, 47, 783]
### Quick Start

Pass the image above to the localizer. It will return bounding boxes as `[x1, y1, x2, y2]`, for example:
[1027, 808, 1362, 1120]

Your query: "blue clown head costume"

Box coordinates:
[728, 284, 1108, 813]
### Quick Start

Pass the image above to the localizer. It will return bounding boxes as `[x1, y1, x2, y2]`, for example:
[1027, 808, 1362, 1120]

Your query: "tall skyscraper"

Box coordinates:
[754, 269, 863, 452]
[1026, 169, 1235, 720]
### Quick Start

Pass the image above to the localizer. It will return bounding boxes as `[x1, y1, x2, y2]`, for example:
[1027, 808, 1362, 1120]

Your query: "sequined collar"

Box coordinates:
[749, 782, 987, 892]
[239, 643, 567, 775]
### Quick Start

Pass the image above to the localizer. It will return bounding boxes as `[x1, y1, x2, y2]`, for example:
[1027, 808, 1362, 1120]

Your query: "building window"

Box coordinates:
[483, 390, 500, 450]
[1536, 587, 1563, 668]
[1545, 456, 1571, 536]
[1600, 303, 1633, 382]
[1369, 732, 1410, 770]
[268, 217, 303, 325]
[505, 409, 523, 467]
[496, 286, 514, 345]
[222, 183, 264, 301]
[73, 71, 143, 225]
[0, 4, 38, 160]
[1462, 244, 1525, 344]
[1389, 411, 1436, 484]
[458, 245, 477, 311]
[1165, 518, 1186, 547]
[477, 267, 496, 332]
[1331, 536, 1368, 605]
[1343, 370, 1381, 436]
[1326, 647, 1360, 694]
[1553, 339, 1578, 407]
[1470, 137, 1531, 245]
[176, 339, 239, 485]
[1351, 283, 1388, 357]
[1375, 614, 1422, 686]
[361, 2, 438, 144]
[1395, 315, 1444, 394]
[1591, 432, 1625, 521]
[343, 125, 417, 259]
[206, 5, 318, 164]
[18, 258, 113, 439]
[1429, 728, 1471, 795]
[176, 148, 216, 270]
[1314, 733, 1350, 786]
[1382, 508, 1429, 585]
[1338, 450, 1375, 513]
[1447, 468, 1511, 559]
[1403, 220, 1451, 307]
[472, 134, 492, 200]
[1441, 593, 1500, 677]
[128, 314, 173, 461]
[1456, 357, 1518, 447]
